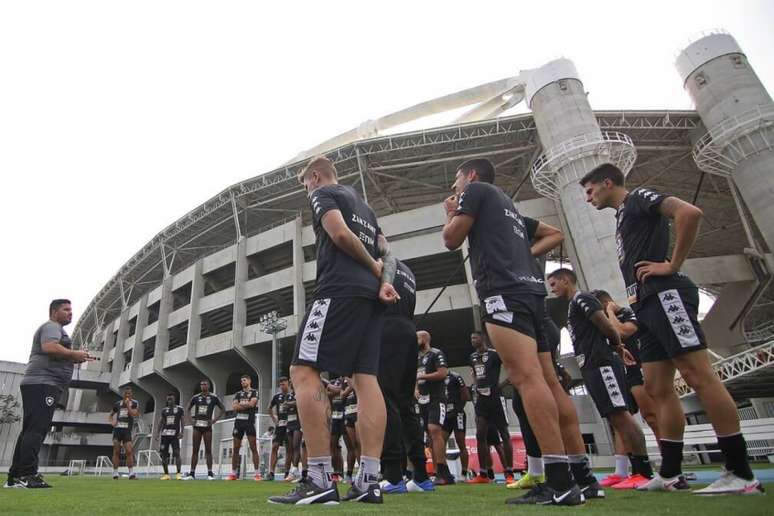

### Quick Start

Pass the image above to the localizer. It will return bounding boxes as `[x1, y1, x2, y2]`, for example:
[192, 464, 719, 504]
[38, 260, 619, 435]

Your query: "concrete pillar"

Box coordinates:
[109, 317, 127, 394]
[155, 276, 196, 406]
[677, 32, 774, 252]
[526, 59, 632, 303]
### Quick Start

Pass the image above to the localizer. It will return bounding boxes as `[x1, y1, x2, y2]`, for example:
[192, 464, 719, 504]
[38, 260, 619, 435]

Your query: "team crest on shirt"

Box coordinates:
[422, 355, 429, 365]
[45, 396, 55, 407]
[482, 353, 489, 363]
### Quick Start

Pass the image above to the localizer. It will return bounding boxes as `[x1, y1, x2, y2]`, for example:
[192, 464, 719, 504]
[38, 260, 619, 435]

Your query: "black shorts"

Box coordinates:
[582, 361, 633, 418]
[331, 418, 346, 437]
[420, 400, 447, 428]
[112, 428, 132, 443]
[192, 423, 213, 435]
[233, 420, 257, 439]
[286, 419, 301, 433]
[292, 297, 384, 376]
[273, 425, 287, 444]
[487, 424, 501, 445]
[345, 413, 358, 428]
[481, 293, 549, 352]
[625, 364, 645, 388]
[474, 394, 508, 428]
[442, 408, 466, 434]
[160, 436, 180, 456]
[635, 287, 707, 363]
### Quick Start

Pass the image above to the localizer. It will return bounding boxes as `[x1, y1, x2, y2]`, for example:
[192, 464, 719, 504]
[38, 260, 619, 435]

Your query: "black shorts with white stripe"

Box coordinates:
[480, 293, 550, 352]
[582, 360, 633, 418]
[442, 408, 466, 434]
[292, 297, 384, 376]
[420, 400, 447, 428]
[635, 287, 707, 363]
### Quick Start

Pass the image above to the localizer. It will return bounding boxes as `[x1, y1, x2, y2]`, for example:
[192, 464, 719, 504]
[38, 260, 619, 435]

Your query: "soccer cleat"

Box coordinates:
[467, 474, 491, 484]
[406, 478, 435, 492]
[16, 474, 51, 489]
[379, 479, 408, 494]
[175, 473, 183, 480]
[225, 473, 238, 481]
[579, 481, 605, 499]
[112, 472, 120, 480]
[342, 482, 384, 503]
[600, 473, 626, 487]
[504, 472, 515, 484]
[128, 473, 137, 480]
[3, 477, 22, 489]
[506, 472, 544, 489]
[207, 472, 215, 481]
[432, 475, 455, 486]
[637, 473, 687, 492]
[612, 474, 650, 490]
[160, 474, 171, 481]
[693, 471, 765, 496]
[267, 479, 340, 505]
[284, 473, 297, 482]
[266, 472, 275, 481]
[254, 473, 262, 482]
[182, 472, 195, 480]
[506, 483, 585, 506]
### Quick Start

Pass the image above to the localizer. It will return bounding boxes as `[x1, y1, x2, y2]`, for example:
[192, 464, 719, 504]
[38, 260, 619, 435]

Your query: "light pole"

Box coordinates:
[259, 311, 288, 393]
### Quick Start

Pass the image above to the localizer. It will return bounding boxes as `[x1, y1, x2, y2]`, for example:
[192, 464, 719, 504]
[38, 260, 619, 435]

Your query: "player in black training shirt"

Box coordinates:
[226, 374, 261, 481]
[184, 379, 224, 480]
[549, 269, 654, 489]
[580, 163, 761, 495]
[268, 377, 291, 481]
[270, 156, 400, 506]
[442, 370, 470, 480]
[468, 331, 514, 484]
[377, 260, 434, 493]
[155, 392, 184, 480]
[110, 386, 139, 479]
[416, 330, 455, 485]
[442, 158, 583, 505]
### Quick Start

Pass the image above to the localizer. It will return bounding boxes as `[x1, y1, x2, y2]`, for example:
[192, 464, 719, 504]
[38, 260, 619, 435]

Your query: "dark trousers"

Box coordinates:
[378, 316, 428, 484]
[512, 389, 541, 464]
[9, 384, 61, 478]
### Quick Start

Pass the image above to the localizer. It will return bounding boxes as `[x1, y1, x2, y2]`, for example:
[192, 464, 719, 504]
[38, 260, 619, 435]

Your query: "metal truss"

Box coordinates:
[674, 340, 774, 397]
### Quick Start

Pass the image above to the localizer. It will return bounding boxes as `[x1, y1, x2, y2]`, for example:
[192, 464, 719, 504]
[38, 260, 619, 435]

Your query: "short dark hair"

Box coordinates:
[591, 289, 612, 302]
[547, 268, 577, 284]
[124, 386, 133, 392]
[200, 378, 210, 385]
[49, 299, 71, 315]
[166, 392, 176, 398]
[278, 376, 289, 384]
[458, 158, 495, 184]
[240, 374, 251, 380]
[579, 163, 625, 187]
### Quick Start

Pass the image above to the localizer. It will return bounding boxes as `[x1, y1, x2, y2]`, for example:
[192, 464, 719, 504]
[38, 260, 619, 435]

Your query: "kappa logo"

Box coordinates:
[317, 300, 328, 307]
[312, 310, 323, 317]
[308, 321, 320, 330]
[672, 316, 686, 324]
[667, 304, 680, 313]
[45, 396, 55, 407]
[678, 325, 693, 336]
[662, 293, 677, 302]
[305, 334, 318, 342]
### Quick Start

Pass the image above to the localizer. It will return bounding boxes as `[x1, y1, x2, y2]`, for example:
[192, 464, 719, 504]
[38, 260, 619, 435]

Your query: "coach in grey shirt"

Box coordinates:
[5, 299, 94, 489]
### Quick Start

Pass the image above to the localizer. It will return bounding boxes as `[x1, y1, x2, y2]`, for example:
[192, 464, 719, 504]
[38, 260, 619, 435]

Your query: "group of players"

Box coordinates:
[109, 154, 763, 507]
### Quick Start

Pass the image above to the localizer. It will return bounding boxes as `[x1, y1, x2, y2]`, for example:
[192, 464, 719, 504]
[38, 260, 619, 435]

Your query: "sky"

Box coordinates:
[1, 1, 772, 364]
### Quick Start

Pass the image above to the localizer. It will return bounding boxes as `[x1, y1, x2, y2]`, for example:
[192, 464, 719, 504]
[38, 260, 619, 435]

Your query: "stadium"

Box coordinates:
[2, 30, 774, 512]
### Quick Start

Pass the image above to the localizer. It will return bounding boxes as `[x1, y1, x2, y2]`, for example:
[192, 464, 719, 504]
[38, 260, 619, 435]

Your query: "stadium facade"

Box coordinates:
[2, 31, 774, 472]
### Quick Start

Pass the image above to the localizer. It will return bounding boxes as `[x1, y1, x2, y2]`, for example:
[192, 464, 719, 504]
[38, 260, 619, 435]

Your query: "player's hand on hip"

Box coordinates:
[634, 260, 675, 282]
[379, 282, 401, 304]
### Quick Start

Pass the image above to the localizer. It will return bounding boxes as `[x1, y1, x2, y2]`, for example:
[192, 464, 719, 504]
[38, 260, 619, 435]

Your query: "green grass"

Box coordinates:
[1, 477, 770, 515]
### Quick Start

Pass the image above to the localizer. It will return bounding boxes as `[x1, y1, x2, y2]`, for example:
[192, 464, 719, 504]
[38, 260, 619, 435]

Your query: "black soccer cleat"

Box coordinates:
[267, 479, 340, 505]
[506, 483, 585, 506]
[432, 475, 456, 486]
[342, 482, 384, 503]
[580, 480, 605, 499]
[14, 474, 51, 489]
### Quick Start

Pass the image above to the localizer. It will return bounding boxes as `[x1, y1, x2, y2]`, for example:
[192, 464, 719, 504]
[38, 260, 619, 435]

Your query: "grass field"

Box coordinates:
[0, 477, 770, 515]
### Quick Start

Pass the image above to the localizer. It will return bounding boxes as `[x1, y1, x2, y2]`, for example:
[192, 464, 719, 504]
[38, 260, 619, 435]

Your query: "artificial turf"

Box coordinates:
[0, 476, 770, 515]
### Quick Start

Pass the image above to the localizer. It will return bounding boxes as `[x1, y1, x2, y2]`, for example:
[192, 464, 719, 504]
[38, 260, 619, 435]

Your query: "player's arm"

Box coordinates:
[636, 196, 703, 281]
[419, 366, 448, 382]
[40, 331, 92, 363]
[588, 311, 634, 365]
[109, 406, 117, 427]
[248, 394, 258, 409]
[127, 400, 139, 418]
[530, 221, 564, 257]
[321, 210, 382, 279]
[212, 399, 224, 423]
[442, 211, 474, 250]
[269, 401, 278, 425]
[185, 398, 195, 426]
[459, 379, 471, 403]
[605, 306, 638, 340]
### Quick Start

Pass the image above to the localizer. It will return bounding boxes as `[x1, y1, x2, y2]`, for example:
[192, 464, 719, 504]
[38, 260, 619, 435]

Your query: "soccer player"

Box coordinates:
[548, 268, 654, 489]
[110, 386, 139, 480]
[226, 374, 261, 481]
[593, 289, 661, 487]
[442, 370, 470, 481]
[184, 379, 224, 480]
[156, 392, 184, 480]
[283, 386, 302, 481]
[268, 156, 399, 505]
[326, 376, 347, 481]
[580, 163, 762, 495]
[342, 377, 360, 484]
[416, 330, 455, 486]
[468, 332, 514, 484]
[442, 158, 584, 505]
[378, 259, 435, 494]
[268, 377, 291, 481]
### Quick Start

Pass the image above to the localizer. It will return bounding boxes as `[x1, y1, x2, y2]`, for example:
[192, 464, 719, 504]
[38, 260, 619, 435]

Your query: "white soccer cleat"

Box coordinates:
[693, 471, 765, 496]
[636, 473, 688, 492]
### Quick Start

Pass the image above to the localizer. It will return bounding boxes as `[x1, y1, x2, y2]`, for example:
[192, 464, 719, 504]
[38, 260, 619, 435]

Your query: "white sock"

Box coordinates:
[356, 455, 380, 490]
[527, 456, 544, 477]
[128, 468, 133, 475]
[308, 456, 333, 489]
[113, 468, 118, 474]
[614, 455, 629, 477]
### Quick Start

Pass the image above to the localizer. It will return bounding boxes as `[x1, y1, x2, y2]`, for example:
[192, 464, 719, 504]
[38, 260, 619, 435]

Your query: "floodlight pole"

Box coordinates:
[259, 311, 288, 391]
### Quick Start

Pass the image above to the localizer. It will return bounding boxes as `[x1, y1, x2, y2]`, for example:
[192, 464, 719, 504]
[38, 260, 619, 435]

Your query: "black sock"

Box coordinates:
[568, 455, 595, 486]
[479, 469, 487, 478]
[208, 470, 213, 476]
[301, 469, 308, 480]
[544, 458, 573, 492]
[659, 440, 683, 478]
[630, 455, 653, 479]
[486, 468, 495, 480]
[505, 468, 513, 476]
[718, 433, 754, 481]
[346, 470, 353, 477]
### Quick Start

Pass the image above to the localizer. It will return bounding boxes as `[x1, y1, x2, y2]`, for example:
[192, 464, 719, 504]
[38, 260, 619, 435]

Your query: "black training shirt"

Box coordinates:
[188, 393, 224, 429]
[234, 388, 259, 424]
[469, 348, 501, 397]
[309, 184, 381, 300]
[112, 399, 138, 430]
[455, 182, 546, 299]
[284, 391, 299, 424]
[615, 306, 641, 364]
[160, 405, 184, 437]
[269, 392, 288, 426]
[445, 371, 467, 412]
[615, 188, 696, 307]
[417, 347, 448, 404]
[385, 259, 417, 319]
[567, 291, 618, 370]
[329, 377, 345, 420]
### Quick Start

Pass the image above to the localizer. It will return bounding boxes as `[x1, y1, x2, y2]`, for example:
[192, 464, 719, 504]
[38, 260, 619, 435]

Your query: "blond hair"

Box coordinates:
[298, 156, 337, 183]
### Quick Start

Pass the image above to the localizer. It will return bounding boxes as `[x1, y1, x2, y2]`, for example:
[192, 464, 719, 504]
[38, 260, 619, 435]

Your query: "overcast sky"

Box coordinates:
[1, 1, 772, 364]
